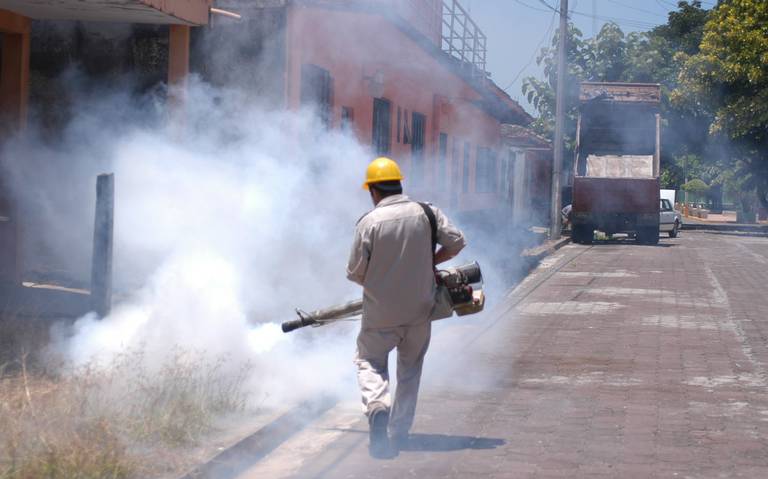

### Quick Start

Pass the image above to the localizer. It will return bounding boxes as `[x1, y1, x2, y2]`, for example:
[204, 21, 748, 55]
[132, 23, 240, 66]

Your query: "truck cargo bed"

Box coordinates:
[573, 177, 659, 214]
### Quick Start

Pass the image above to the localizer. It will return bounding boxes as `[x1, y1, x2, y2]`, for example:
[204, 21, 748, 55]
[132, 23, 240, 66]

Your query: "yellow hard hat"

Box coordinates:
[363, 157, 404, 190]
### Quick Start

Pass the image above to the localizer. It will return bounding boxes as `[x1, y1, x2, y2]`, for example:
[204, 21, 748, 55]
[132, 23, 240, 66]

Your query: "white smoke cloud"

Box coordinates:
[2, 75, 371, 406]
[2, 61, 529, 413]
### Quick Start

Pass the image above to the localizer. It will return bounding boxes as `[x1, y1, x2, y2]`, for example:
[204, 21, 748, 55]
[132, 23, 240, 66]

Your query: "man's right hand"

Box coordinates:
[434, 246, 457, 266]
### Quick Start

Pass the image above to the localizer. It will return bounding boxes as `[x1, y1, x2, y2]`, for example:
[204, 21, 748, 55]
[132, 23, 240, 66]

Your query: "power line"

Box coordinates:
[512, 0, 559, 14]
[536, 0, 559, 13]
[656, 0, 677, 9]
[569, 9, 661, 30]
[515, 0, 662, 30]
[502, 7, 558, 93]
[605, 0, 668, 18]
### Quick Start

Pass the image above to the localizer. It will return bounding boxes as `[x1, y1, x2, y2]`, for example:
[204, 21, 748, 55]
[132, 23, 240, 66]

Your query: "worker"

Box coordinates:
[346, 157, 466, 457]
[561, 203, 573, 231]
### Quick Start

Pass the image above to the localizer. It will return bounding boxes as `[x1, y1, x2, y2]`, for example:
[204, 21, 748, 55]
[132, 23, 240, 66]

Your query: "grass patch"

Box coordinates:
[0, 349, 252, 479]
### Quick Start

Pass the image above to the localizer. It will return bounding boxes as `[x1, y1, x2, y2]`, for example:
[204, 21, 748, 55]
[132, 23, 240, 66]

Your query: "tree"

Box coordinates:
[682, 178, 710, 194]
[522, 2, 712, 186]
[522, 23, 591, 146]
[674, 0, 768, 208]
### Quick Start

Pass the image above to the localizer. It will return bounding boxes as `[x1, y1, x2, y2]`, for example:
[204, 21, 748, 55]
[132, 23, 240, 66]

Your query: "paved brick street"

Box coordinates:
[238, 231, 768, 479]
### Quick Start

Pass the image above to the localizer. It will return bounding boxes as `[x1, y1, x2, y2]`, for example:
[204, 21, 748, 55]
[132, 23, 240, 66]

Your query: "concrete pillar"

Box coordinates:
[0, 10, 30, 286]
[168, 25, 190, 86]
[167, 24, 190, 130]
[0, 10, 31, 136]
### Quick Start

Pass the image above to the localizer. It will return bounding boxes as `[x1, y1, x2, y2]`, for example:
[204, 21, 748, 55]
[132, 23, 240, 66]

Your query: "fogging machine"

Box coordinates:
[281, 261, 485, 333]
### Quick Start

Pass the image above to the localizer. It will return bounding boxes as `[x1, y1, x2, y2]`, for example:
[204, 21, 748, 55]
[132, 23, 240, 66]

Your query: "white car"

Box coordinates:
[660, 199, 682, 238]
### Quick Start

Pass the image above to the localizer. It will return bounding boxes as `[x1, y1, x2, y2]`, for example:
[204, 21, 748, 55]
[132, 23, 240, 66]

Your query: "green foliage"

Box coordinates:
[682, 178, 710, 193]
[674, 0, 768, 207]
[675, 0, 768, 139]
[522, 2, 712, 184]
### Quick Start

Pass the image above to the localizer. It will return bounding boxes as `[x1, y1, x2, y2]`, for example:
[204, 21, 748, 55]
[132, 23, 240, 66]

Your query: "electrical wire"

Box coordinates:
[512, 0, 557, 14]
[514, 0, 662, 30]
[536, 0, 559, 13]
[502, 7, 558, 92]
[605, 0, 668, 18]
[569, 9, 661, 29]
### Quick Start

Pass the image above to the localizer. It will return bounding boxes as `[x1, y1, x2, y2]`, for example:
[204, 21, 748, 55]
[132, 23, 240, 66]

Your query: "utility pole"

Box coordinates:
[550, 0, 568, 239]
[592, 0, 597, 37]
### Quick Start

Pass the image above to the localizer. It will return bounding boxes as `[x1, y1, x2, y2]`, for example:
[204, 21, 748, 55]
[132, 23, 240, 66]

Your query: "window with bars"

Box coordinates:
[341, 106, 354, 131]
[438, 132, 448, 191]
[411, 112, 426, 186]
[300, 64, 332, 129]
[462, 142, 471, 193]
[475, 147, 498, 193]
[372, 98, 392, 155]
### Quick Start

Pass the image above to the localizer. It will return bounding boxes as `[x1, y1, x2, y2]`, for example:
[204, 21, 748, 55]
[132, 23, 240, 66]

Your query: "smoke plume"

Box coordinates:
[2, 73, 374, 405]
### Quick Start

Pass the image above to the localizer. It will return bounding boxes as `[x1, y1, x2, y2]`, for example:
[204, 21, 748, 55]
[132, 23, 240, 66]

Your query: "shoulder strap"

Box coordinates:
[417, 202, 438, 254]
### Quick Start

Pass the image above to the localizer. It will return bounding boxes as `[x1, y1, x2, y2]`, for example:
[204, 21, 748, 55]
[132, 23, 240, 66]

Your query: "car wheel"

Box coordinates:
[669, 221, 679, 238]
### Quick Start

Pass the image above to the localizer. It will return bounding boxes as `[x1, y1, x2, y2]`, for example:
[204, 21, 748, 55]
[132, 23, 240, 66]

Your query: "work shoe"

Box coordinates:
[368, 407, 391, 458]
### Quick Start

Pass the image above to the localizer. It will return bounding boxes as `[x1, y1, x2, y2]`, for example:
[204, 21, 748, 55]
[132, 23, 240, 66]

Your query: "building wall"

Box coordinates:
[27, 21, 170, 138]
[191, 5, 287, 107]
[285, 3, 505, 212]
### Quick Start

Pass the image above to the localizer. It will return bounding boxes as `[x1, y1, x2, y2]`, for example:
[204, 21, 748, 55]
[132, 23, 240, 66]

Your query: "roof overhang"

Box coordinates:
[0, 0, 211, 25]
[501, 124, 552, 150]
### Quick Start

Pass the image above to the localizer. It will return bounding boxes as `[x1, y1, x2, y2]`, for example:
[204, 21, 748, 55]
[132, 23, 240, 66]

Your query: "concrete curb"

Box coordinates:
[516, 236, 571, 279]
[681, 222, 768, 233]
[522, 236, 572, 262]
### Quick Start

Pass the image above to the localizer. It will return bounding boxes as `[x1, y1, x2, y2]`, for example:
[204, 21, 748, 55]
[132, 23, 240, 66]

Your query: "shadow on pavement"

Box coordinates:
[588, 240, 678, 248]
[398, 433, 505, 452]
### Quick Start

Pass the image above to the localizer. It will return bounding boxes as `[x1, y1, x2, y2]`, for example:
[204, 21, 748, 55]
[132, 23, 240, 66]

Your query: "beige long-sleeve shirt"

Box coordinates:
[346, 194, 466, 329]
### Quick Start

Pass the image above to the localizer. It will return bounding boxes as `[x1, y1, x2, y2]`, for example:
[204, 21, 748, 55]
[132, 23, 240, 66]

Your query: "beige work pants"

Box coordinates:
[354, 321, 431, 437]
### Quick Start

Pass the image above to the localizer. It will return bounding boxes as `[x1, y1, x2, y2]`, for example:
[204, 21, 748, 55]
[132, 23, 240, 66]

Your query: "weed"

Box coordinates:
[0, 348, 253, 479]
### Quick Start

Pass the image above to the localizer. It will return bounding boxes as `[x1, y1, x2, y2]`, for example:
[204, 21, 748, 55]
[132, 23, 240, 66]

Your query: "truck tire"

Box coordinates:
[669, 221, 679, 238]
[573, 224, 592, 244]
[637, 228, 659, 245]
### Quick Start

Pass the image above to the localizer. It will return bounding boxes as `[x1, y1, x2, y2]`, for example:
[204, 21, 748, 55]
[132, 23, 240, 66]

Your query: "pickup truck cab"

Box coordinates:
[660, 199, 681, 238]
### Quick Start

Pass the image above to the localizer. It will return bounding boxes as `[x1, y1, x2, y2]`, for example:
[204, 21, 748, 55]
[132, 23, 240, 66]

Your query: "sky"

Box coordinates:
[463, 0, 718, 112]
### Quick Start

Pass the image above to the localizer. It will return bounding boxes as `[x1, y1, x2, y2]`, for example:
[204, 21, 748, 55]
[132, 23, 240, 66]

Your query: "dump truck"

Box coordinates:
[571, 82, 662, 245]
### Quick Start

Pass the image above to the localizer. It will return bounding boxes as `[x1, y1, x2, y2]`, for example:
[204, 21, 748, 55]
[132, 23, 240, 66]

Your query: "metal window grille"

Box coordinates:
[372, 98, 392, 155]
[300, 64, 333, 129]
[411, 112, 427, 186]
[341, 106, 354, 131]
[438, 132, 448, 191]
[462, 142, 471, 193]
[475, 147, 498, 193]
[441, 0, 487, 76]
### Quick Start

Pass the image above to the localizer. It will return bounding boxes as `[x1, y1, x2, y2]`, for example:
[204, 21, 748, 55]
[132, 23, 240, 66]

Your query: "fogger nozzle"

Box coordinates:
[281, 262, 485, 333]
[281, 313, 315, 333]
[281, 300, 364, 333]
